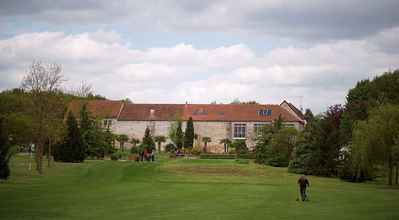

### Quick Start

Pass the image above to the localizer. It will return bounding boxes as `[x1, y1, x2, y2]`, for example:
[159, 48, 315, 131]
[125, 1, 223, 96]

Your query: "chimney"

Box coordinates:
[149, 109, 155, 119]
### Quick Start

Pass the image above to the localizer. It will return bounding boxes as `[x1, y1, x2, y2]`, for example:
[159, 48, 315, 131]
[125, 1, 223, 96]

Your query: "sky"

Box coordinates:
[1, 0, 399, 113]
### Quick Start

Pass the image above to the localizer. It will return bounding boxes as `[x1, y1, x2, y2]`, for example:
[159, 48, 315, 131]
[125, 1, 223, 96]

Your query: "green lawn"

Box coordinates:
[1, 154, 398, 220]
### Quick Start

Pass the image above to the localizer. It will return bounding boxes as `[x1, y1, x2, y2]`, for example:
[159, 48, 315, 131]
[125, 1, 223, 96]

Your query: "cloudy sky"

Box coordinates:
[1, 0, 399, 113]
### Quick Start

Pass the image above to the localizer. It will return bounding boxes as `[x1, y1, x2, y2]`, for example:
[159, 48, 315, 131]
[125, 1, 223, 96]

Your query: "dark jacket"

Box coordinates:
[298, 176, 310, 189]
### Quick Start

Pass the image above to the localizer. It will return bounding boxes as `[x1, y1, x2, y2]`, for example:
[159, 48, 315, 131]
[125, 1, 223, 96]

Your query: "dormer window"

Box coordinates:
[257, 109, 272, 116]
[193, 108, 208, 115]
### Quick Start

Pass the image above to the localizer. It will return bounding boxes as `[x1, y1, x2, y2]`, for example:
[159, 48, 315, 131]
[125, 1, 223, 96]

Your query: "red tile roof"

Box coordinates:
[67, 100, 304, 123]
[118, 104, 184, 121]
[67, 100, 124, 119]
[118, 103, 302, 122]
[182, 104, 301, 122]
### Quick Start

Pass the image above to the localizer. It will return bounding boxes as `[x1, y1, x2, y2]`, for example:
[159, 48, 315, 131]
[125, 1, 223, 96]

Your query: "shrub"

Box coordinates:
[200, 154, 236, 159]
[238, 153, 255, 159]
[165, 143, 176, 152]
[130, 146, 139, 154]
[191, 147, 202, 156]
[110, 154, 119, 161]
[110, 151, 128, 161]
[231, 140, 248, 155]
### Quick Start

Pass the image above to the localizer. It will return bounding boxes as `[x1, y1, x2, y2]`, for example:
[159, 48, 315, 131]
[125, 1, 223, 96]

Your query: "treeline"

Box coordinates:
[255, 70, 399, 185]
[0, 61, 108, 179]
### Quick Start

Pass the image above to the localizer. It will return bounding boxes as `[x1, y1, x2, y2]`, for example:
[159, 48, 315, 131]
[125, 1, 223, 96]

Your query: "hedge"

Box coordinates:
[200, 154, 236, 159]
[200, 153, 255, 160]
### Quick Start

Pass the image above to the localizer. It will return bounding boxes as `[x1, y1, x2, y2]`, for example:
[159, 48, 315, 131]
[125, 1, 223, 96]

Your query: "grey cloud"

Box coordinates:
[1, 0, 399, 41]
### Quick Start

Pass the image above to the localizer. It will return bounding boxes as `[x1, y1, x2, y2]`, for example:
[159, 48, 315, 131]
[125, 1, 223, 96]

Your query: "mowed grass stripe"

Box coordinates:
[0, 154, 398, 220]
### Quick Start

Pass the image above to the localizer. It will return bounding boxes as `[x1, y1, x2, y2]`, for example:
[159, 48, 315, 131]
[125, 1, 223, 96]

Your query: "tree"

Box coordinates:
[142, 127, 155, 151]
[116, 134, 129, 152]
[352, 105, 399, 185]
[154, 136, 166, 152]
[219, 138, 231, 153]
[130, 138, 140, 148]
[0, 118, 12, 180]
[73, 81, 93, 98]
[202, 137, 211, 153]
[304, 109, 314, 123]
[175, 121, 184, 149]
[79, 104, 92, 157]
[184, 117, 195, 148]
[56, 112, 85, 162]
[288, 105, 344, 175]
[21, 61, 65, 174]
[168, 115, 184, 149]
[273, 114, 284, 130]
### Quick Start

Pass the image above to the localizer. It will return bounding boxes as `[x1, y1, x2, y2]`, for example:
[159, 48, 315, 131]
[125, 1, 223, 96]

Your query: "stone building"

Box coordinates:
[67, 100, 305, 153]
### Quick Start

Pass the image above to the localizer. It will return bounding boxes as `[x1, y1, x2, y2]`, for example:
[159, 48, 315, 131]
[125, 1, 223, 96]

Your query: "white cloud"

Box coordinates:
[1, 28, 398, 113]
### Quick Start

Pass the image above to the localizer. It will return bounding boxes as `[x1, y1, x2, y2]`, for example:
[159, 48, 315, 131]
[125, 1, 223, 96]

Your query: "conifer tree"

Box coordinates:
[184, 117, 194, 148]
[0, 118, 11, 180]
[142, 127, 155, 150]
[58, 112, 85, 162]
[175, 121, 183, 149]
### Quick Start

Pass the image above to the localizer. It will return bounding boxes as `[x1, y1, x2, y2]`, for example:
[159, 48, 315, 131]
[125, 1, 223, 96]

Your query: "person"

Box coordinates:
[150, 149, 155, 162]
[297, 175, 310, 201]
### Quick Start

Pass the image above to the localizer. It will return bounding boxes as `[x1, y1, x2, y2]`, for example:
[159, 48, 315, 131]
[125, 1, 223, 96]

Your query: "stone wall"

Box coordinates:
[110, 120, 303, 153]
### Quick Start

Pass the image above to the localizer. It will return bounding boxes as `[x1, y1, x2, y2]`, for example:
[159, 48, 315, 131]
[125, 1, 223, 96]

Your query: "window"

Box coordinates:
[193, 108, 207, 115]
[233, 123, 246, 138]
[103, 119, 112, 128]
[284, 123, 295, 128]
[257, 109, 272, 116]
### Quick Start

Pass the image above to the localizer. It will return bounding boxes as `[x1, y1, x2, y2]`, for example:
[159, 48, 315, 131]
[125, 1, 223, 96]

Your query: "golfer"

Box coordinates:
[297, 175, 310, 201]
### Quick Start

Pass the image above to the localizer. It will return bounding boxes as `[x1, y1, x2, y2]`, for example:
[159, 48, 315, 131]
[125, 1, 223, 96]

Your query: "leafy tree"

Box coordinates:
[350, 105, 399, 185]
[21, 61, 65, 174]
[219, 138, 231, 153]
[116, 134, 129, 152]
[130, 138, 140, 152]
[154, 135, 166, 152]
[288, 105, 344, 175]
[184, 117, 195, 148]
[202, 137, 211, 153]
[341, 70, 399, 146]
[255, 123, 298, 167]
[142, 127, 155, 151]
[255, 125, 274, 164]
[304, 109, 314, 123]
[273, 114, 284, 130]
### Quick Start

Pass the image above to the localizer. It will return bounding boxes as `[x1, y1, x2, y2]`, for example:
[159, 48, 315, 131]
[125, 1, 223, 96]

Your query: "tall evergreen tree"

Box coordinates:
[79, 104, 93, 156]
[142, 127, 155, 150]
[57, 112, 85, 162]
[175, 121, 183, 149]
[184, 117, 194, 148]
[0, 118, 11, 180]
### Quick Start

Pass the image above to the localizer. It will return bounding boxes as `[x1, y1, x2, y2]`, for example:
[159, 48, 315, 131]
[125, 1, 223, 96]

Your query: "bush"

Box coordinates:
[231, 140, 248, 155]
[130, 146, 139, 154]
[110, 151, 128, 161]
[191, 147, 202, 156]
[238, 153, 255, 159]
[165, 143, 176, 152]
[200, 154, 236, 159]
[267, 154, 289, 167]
